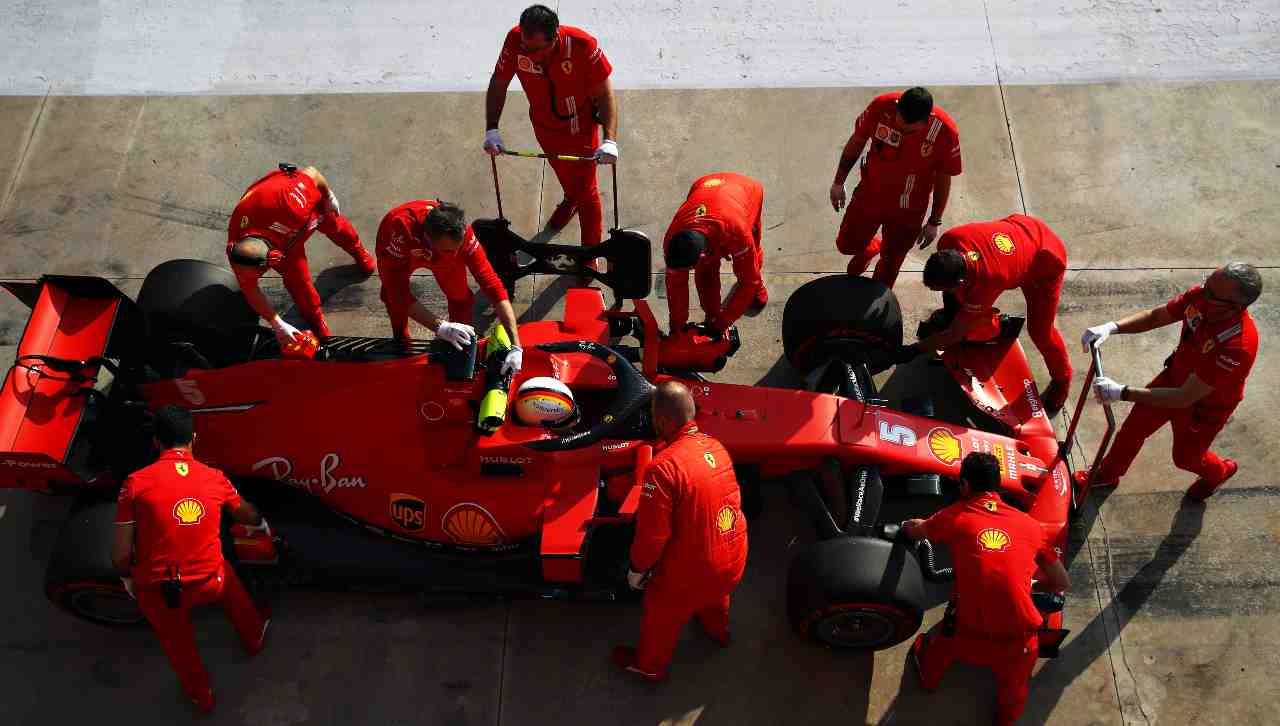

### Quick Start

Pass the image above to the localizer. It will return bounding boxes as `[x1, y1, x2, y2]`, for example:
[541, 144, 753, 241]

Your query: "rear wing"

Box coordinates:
[0, 276, 143, 491]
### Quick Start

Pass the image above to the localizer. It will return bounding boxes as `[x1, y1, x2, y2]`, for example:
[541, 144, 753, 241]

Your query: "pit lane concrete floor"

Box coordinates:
[0, 82, 1277, 725]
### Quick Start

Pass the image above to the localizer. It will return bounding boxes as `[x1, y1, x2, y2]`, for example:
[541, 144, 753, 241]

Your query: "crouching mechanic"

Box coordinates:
[902, 452, 1070, 726]
[376, 200, 524, 371]
[1078, 263, 1261, 501]
[663, 172, 767, 334]
[613, 381, 748, 681]
[227, 164, 375, 345]
[900, 214, 1073, 416]
[112, 405, 271, 713]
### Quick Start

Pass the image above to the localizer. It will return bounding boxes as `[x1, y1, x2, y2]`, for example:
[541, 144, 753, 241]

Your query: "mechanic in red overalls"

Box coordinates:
[613, 381, 748, 681]
[908, 214, 1073, 416]
[663, 172, 767, 334]
[111, 405, 270, 713]
[830, 87, 962, 287]
[227, 164, 375, 345]
[1078, 263, 1261, 500]
[484, 5, 617, 249]
[375, 200, 524, 373]
[902, 452, 1070, 726]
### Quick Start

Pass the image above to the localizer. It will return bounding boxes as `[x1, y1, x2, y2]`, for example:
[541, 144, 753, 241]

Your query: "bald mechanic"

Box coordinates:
[830, 87, 962, 287]
[227, 164, 375, 346]
[484, 5, 618, 250]
[613, 381, 748, 681]
[903, 452, 1070, 726]
[899, 214, 1073, 417]
[375, 200, 523, 373]
[663, 172, 767, 334]
[1078, 263, 1261, 501]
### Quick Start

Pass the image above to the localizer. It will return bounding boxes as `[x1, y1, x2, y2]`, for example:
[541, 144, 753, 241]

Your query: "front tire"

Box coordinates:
[45, 500, 145, 627]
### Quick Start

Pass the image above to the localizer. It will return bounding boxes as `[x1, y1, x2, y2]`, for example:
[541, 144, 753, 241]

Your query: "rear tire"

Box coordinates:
[137, 259, 260, 369]
[782, 275, 902, 374]
[45, 500, 146, 627]
[787, 536, 924, 650]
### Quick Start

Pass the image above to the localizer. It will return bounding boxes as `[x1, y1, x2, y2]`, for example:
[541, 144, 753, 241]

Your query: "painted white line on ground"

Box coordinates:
[2, 1, 1277, 95]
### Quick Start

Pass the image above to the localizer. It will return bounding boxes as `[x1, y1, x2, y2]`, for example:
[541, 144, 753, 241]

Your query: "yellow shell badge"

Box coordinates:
[172, 498, 206, 525]
[442, 503, 505, 547]
[977, 528, 1011, 553]
[174, 462, 189, 477]
[992, 232, 1015, 255]
[702, 177, 724, 187]
[704, 451, 717, 468]
[716, 506, 736, 533]
[927, 428, 962, 466]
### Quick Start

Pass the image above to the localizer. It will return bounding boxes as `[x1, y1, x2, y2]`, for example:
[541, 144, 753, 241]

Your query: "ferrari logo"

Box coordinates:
[694, 204, 707, 218]
[983, 499, 998, 512]
[966, 250, 980, 262]
[927, 428, 962, 466]
[920, 141, 933, 157]
[992, 233, 1015, 255]
[716, 506, 736, 533]
[977, 528, 1012, 552]
[174, 462, 189, 477]
[1186, 305, 1202, 331]
[704, 452, 717, 468]
[561, 59, 573, 75]
[1202, 339, 1215, 353]
[172, 498, 206, 525]
[239, 216, 249, 229]
[702, 178, 724, 187]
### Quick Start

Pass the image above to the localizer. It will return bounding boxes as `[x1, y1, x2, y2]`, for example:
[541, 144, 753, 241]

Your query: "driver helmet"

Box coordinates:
[280, 330, 320, 360]
[513, 377, 578, 429]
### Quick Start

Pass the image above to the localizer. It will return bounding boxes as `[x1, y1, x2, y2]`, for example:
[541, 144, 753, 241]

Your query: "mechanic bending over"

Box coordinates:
[226, 164, 376, 346]
[375, 200, 524, 375]
[1078, 262, 1261, 501]
[902, 452, 1070, 726]
[613, 381, 748, 681]
[112, 405, 271, 714]
[898, 214, 1074, 417]
[484, 4, 617, 253]
[663, 172, 768, 335]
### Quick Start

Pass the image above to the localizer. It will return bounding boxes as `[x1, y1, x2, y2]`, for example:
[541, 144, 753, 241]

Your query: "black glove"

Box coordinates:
[888, 344, 922, 365]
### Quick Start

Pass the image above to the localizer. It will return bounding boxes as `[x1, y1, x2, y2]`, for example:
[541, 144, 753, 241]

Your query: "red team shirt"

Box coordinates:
[939, 215, 1068, 314]
[1164, 286, 1259, 409]
[375, 200, 508, 302]
[854, 92, 963, 213]
[494, 25, 613, 136]
[114, 449, 242, 586]
[227, 169, 323, 253]
[630, 426, 748, 596]
[921, 491, 1058, 637]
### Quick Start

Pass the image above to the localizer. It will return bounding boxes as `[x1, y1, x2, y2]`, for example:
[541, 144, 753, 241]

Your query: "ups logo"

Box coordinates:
[390, 494, 425, 531]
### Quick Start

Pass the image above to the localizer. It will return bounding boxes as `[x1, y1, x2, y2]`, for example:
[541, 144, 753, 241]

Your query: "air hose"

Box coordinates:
[916, 538, 955, 583]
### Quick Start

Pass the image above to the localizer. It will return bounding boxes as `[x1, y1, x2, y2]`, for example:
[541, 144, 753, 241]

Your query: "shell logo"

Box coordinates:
[992, 233, 1015, 255]
[716, 506, 736, 533]
[927, 427, 962, 466]
[702, 178, 724, 187]
[174, 462, 189, 477]
[977, 528, 1012, 553]
[172, 498, 206, 525]
[442, 503, 506, 547]
[704, 452, 717, 468]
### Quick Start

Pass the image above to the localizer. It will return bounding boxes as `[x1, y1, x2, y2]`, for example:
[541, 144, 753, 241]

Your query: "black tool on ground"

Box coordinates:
[161, 564, 183, 609]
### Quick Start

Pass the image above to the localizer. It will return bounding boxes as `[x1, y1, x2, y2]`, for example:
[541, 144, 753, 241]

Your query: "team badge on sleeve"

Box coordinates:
[694, 204, 707, 218]
[920, 141, 933, 157]
[561, 60, 573, 74]
[983, 499, 998, 512]
[704, 452, 717, 468]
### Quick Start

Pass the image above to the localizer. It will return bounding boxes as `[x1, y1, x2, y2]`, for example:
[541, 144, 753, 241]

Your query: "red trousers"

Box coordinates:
[135, 566, 266, 702]
[236, 213, 362, 337]
[836, 187, 926, 288]
[916, 622, 1039, 726]
[381, 265, 476, 336]
[535, 126, 603, 248]
[1095, 367, 1235, 485]
[636, 587, 733, 675]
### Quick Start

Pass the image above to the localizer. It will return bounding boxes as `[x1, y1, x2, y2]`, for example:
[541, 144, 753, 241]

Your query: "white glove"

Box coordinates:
[326, 190, 340, 217]
[436, 321, 476, 350]
[1082, 321, 1118, 352]
[483, 128, 505, 156]
[594, 139, 618, 164]
[829, 182, 846, 212]
[918, 221, 941, 249]
[270, 315, 305, 345]
[1093, 376, 1125, 404]
[626, 568, 648, 591]
[245, 517, 271, 538]
[121, 577, 135, 600]
[501, 346, 523, 377]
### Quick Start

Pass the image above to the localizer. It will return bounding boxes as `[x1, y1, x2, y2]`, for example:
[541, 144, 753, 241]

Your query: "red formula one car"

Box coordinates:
[0, 225, 1079, 655]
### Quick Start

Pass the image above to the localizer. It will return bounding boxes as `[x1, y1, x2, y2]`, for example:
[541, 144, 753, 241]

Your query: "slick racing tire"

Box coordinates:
[138, 259, 260, 369]
[45, 500, 146, 627]
[787, 536, 924, 650]
[782, 275, 902, 375]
